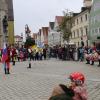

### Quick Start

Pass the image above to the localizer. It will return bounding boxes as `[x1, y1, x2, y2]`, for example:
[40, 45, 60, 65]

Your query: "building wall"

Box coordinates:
[41, 29, 44, 44]
[48, 30, 54, 46]
[0, 0, 8, 47]
[71, 10, 90, 47]
[53, 19, 62, 46]
[89, 0, 100, 43]
[84, 0, 92, 7]
[6, 0, 14, 45]
[0, 0, 14, 47]
[8, 21, 14, 45]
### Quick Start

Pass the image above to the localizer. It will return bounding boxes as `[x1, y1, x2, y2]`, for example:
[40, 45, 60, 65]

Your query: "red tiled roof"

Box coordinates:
[15, 35, 21, 38]
[42, 27, 49, 35]
[55, 16, 64, 25]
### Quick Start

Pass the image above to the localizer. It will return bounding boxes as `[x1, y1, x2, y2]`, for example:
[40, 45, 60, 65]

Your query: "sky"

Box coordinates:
[13, 0, 83, 35]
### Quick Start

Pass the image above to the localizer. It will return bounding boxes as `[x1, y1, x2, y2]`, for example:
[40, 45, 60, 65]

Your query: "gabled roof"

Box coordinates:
[49, 22, 54, 30]
[55, 16, 64, 25]
[15, 35, 22, 39]
[42, 27, 49, 35]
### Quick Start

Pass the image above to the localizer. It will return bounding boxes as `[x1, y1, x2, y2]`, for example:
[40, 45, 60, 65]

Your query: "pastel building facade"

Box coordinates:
[71, 7, 91, 47]
[89, 0, 100, 44]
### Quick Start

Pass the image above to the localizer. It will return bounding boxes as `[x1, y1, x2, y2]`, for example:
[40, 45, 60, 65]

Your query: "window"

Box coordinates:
[80, 28, 83, 36]
[85, 27, 88, 35]
[99, 28, 100, 33]
[95, 28, 98, 34]
[70, 33, 72, 39]
[85, 14, 87, 21]
[74, 31, 75, 38]
[81, 16, 83, 22]
[72, 32, 74, 38]
[91, 29, 94, 35]
[77, 19, 78, 24]
[77, 29, 79, 37]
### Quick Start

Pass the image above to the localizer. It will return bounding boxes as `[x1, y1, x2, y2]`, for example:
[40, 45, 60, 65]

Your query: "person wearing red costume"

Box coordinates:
[11, 45, 16, 65]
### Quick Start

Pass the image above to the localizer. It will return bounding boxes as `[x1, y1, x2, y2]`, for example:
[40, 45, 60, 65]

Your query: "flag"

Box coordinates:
[1, 43, 8, 62]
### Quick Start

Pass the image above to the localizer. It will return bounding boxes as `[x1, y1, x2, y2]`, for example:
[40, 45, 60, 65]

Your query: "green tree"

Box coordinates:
[25, 37, 35, 47]
[59, 11, 72, 43]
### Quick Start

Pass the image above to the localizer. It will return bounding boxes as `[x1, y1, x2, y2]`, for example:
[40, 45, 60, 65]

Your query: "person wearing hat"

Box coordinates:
[49, 72, 87, 100]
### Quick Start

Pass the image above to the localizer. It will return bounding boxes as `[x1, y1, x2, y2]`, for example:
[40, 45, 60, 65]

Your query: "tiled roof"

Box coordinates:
[42, 27, 48, 35]
[15, 35, 22, 38]
[55, 16, 64, 25]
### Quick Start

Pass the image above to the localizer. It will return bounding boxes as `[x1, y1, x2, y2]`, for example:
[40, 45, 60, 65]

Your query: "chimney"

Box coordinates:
[83, 0, 92, 7]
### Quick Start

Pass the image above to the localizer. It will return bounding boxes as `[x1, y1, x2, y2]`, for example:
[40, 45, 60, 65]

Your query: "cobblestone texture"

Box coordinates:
[0, 59, 100, 100]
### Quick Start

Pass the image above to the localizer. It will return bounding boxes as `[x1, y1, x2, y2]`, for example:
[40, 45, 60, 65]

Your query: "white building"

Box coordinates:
[48, 22, 55, 46]
[52, 16, 63, 46]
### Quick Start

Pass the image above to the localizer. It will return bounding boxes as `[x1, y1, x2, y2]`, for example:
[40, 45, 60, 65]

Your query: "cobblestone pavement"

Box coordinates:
[0, 59, 100, 100]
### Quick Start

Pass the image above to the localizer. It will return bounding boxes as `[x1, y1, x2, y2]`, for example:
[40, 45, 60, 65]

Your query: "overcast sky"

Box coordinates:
[13, 0, 83, 35]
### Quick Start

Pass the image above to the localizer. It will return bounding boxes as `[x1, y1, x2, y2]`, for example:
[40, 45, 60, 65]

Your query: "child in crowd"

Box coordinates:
[49, 72, 87, 100]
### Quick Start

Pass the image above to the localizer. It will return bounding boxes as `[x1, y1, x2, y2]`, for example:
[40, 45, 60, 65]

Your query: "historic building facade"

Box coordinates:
[0, 0, 8, 47]
[0, 0, 14, 48]
[71, 7, 91, 47]
[6, 0, 14, 45]
[70, 0, 92, 47]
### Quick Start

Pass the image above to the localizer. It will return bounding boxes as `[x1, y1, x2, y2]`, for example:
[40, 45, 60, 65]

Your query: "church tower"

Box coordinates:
[6, 0, 14, 45]
[84, 0, 92, 7]
[0, 0, 8, 47]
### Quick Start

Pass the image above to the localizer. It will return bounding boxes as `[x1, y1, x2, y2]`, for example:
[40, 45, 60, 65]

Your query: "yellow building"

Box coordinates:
[6, 0, 14, 45]
[0, 0, 14, 47]
[8, 21, 14, 44]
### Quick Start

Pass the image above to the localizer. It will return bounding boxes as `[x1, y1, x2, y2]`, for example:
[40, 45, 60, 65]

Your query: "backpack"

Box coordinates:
[49, 84, 74, 100]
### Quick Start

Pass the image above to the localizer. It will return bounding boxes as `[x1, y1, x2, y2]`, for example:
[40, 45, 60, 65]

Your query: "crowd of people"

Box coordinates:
[0, 43, 100, 66]
[78, 44, 100, 66]
[49, 45, 76, 61]
[48, 43, 100, 67]
[0, 43, 100, 99]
